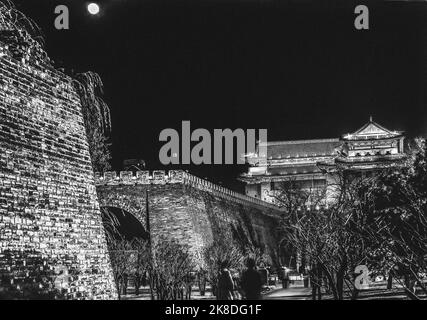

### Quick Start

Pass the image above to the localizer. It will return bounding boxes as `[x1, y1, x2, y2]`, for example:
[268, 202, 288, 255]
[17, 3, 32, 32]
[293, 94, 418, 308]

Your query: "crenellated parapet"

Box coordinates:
[95, 170, 283, 213]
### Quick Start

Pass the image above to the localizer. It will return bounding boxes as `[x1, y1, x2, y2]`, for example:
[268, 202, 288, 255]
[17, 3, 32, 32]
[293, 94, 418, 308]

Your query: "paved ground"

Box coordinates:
[263, 286, 312, 300]
[122, 287, 216, 300]
[122, 281, 419, 300]
[122, 284, 314, 300]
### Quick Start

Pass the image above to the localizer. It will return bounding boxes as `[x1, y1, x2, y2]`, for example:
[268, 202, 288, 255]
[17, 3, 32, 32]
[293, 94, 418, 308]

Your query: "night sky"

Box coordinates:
[10, 0, 427, 191]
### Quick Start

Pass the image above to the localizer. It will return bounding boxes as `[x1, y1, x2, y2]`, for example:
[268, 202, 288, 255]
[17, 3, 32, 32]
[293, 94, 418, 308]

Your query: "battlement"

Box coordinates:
[0, 18, 117, 298]
[0, 29, 51, 67]
[0, 33, 76, 104]
[95, 170, 282, 212]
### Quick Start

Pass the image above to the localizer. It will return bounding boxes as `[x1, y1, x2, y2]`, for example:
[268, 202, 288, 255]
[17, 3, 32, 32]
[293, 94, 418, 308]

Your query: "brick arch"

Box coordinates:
[97, 192, 147, 229]
[95, 176, 283, 268]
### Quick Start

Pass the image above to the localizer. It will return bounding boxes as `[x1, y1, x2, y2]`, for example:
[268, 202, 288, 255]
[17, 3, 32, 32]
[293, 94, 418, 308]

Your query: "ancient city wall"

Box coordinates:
[0, 13, 282, 299]
[96, 170, 282, 267]
[0, 29, 116, 299]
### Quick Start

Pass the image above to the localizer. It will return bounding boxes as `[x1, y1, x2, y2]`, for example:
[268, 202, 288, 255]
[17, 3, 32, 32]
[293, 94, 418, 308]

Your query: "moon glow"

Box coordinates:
[88, 3, 100, 15]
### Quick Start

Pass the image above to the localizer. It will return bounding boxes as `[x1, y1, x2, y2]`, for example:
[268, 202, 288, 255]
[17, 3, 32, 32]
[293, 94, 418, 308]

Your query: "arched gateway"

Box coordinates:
[95, 170, 283, 268]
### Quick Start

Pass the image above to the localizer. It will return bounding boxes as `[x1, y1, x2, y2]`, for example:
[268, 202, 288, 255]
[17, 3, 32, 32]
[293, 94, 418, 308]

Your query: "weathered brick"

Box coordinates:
[96, 174, 282, 269]
[0, 29, 116, 299]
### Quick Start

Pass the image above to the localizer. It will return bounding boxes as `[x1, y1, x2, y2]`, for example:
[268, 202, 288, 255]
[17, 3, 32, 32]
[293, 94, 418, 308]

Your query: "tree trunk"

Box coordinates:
[409, 268, 427, 295]
[312, 284, 317, 300]
[337, 254, 348, 300]
[387, 271, 393, 290]
[404, 274, 412, 291]
[135, 280, 140, 296]
[117, 282, 121, 300]
[336, 272, 344, 300]
[320, 264, 337, 300]
[336, 261, 347, 300]
[317, 265, 323, 300]
[404, 287, 420, 300]
[149, 274, 155, 300]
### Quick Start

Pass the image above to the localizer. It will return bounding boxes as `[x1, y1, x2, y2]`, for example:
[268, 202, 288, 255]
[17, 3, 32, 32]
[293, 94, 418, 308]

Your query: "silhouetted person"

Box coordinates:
[184, 272, 194, 300]
[198, 268, 207, 296]
[241, 258, 262, 300]
[134, 272, 141, 295]
[217, 262, 235, 300]
[142, 272, 147, 287]
[310, 265, 322, 300]
[281, 267, 290, 289]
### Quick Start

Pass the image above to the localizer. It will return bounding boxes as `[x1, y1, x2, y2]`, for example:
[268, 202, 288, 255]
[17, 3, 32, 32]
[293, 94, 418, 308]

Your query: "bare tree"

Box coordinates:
[149, 238, 195, 300]
[132, 238, 151, 296]
[203, 240, 245, 298]
[108, 239, 136, 300]
[73, 72, 112, 172]
[277, 172, 371, 300]
[245, 246, 272, 268]
[359, 139, 427, 300]
[0, 0, 45, 45]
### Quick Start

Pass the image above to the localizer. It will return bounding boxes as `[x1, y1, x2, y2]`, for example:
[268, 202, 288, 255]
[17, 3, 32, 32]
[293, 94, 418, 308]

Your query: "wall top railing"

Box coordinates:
[95, 170, 283, 213]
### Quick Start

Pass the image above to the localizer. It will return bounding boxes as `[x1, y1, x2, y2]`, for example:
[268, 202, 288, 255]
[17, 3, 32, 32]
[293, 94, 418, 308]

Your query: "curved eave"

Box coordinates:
[341, 134, 404, 142]
[238, 172, 326, 184]
[334, 154, 407, 164]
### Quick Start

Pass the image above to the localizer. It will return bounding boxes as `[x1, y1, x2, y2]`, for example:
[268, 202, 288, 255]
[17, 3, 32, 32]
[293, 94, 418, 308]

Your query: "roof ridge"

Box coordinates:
[266, 138, 340, 146]
[351, 120, 393, 136]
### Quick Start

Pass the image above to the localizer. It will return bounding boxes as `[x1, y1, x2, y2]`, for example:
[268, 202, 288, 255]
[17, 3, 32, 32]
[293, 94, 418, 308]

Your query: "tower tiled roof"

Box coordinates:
[266, 139, 341, 159]
[342, 118, 404, 140]
[268, 165, 322, 175]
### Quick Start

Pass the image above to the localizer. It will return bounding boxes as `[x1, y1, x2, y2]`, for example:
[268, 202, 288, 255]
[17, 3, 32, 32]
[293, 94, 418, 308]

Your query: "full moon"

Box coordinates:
[88, 3, 100, 15]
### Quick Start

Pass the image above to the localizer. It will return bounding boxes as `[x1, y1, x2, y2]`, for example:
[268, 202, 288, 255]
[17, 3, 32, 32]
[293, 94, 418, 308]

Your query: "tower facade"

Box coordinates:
[239, 119, 406, 204]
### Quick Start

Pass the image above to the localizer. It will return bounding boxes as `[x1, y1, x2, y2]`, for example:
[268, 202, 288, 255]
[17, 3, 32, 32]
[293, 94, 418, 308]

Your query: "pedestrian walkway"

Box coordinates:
[263, 287, 312, 300]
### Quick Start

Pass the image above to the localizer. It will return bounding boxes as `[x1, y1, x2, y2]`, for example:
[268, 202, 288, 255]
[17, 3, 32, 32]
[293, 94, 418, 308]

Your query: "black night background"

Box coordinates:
[11, 0, 427, 191]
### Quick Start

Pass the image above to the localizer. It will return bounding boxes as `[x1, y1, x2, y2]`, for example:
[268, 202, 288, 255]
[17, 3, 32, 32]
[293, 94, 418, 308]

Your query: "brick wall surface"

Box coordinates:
[96, 171, 282, 268]
[0, 30, 116, 299]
